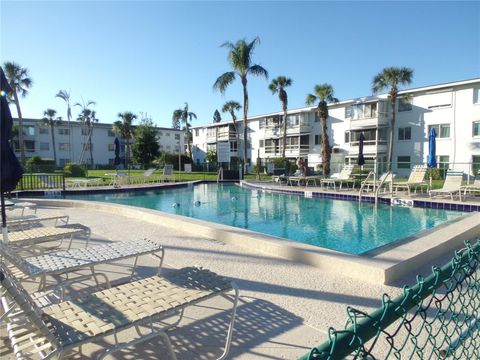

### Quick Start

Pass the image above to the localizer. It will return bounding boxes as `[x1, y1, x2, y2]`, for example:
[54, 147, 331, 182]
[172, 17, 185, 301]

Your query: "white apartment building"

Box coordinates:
[192, 78, 480, 176]
[12, 118, 185, 167]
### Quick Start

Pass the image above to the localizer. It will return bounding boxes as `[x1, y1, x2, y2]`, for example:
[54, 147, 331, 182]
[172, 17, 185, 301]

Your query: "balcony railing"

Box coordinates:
[264, 144, 310, 156]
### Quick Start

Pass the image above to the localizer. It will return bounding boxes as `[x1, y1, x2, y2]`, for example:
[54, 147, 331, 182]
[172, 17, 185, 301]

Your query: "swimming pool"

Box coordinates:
[66, 183, 468, 255]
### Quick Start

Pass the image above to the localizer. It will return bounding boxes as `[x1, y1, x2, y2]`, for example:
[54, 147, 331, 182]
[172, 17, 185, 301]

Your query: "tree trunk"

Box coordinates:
[387, 96, 396, 171]
[12, 90, 25, 165]
[242, 77, 248, 174]
[50, 124, 57, 165]
[282, 103, 287, 159]
[231, 116, 240, 164]
[125, 138, 130, 169]
[88, 126, 94, 167]
[319, 103, 331, 176]
[187, 133, 192, 160]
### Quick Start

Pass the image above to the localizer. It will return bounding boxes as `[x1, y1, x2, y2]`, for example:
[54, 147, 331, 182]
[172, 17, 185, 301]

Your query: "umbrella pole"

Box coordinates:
[1, 191, 8, 243]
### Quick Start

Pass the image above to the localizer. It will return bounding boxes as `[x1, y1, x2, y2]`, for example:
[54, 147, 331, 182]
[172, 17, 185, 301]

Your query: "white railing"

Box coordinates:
[264, 144, 310, 156]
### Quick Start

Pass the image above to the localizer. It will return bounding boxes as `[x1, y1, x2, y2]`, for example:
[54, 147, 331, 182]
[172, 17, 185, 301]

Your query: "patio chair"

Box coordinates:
[5, 200, 37, 216]
[0, 262, 239, 360]
[128, 168, 158, 184]
[0, 238, 164, 290]
[6, 223, 91, 250]
[460, 170, 480, 201]
[6, 213, 69, 231]
[320, 164, 358, 190]
[161, 164, 175, 182]
[288, 174, 323, 187]
[393, 165, 429, 195]
[65, 178, 102, 189]
[429, 170, 464, 201]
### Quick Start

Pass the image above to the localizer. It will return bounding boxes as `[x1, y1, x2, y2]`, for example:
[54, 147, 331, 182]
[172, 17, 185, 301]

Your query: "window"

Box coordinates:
[315, 135, 320, 145]
[58, 128, 70, 135]
[23, 126, 35, 136]
[473, 121, 480, 137]
[344, 132, 350, 143]
[398, 127, 411, 140]
[23, 140, 35, 152]
[398, 98, 412, 112]
[59, 143, 71, 151]
[39, 127, 49, 135]
[195, 129, 199, 136]
[175, 133, 180, 140]
[345, 106, 352, 118]
[230, 141, 238, 152]
[81, 143, 92, 150]
[473, 155, 480, 174]
[81, 128, 89, 136]
[473, 88, 480, 104]
[438, 155, 450, 170]
[347, 103, 378, 120]
[287, 114, 300, 127]
[259, 140, 264, 147]
[107, 130, 115, 137]
[428, 124, 450, 138]
[314, 113, 320, 122]
[40, 142, 50, 151]
[108, 144, 115, 151]
[207, 128, 216, 137]
[397, 156, 411, 169]
[59, 159, 70, 166]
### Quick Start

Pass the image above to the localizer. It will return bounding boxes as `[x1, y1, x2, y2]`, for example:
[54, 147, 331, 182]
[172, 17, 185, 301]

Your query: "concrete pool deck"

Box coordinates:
[3, 203, 472, 360]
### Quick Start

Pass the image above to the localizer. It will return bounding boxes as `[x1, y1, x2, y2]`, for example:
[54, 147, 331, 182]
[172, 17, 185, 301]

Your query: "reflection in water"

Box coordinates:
[68, 184, 468, 255]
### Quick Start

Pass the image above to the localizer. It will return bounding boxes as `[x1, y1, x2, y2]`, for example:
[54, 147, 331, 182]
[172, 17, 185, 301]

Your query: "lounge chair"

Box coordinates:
[0, 263, 239, 360]
[5, 200, 37, 216]
[0, 238, 164, 290]
[429, 170, 464, 201]
[393, 165, 429, 195]
[320, 165, 358, 190]
[6, 223, 91, 250]
[288, 174, 324, 187]
[128, 168, 158, 184]
[460, 170, 480, 201]
[161, 164, 175, 182]
[65, 178, 102, 189]
[6, 213, 69, 231]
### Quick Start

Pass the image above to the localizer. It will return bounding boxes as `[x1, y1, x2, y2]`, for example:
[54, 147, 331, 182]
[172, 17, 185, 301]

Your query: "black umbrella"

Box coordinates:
[1, 66, 23, 242]
[357, 132, 365, 167]
[114, 137, 121, 167]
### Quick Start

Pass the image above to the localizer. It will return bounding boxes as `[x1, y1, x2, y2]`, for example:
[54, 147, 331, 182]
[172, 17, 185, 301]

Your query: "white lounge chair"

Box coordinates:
[0, 263, 239, 360]
[6, 223, 91, 250]
[128, 168, 158, 184]
[161, 164, 175, 182]
[65, 178, 102, 189]
[460, 170, 480, 201]
[321, 165, 358, 190]
[6, 213, 69, 231]
[0, 238, 164, 290]
[429, 170, 464, 201]
[393, 165, 429, 195]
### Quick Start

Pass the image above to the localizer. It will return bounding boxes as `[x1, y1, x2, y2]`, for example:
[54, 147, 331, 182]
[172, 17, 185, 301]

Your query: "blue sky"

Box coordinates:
[1, 1, 479, 128]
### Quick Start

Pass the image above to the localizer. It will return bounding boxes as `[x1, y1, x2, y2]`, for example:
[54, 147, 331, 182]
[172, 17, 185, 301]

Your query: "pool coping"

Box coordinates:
[24, 194, 480, 285]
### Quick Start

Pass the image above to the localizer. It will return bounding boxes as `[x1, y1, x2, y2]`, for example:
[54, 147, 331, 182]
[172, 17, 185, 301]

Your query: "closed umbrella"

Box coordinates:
[1, 66, 24, 242]
[114, 137, 121, 167]
[357, 132, 365, 167]
[427, 127, 437, 187]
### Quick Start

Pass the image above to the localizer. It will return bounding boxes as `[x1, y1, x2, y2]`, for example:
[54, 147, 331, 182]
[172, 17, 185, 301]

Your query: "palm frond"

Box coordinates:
[248, 64, 268, 79]
[305, 94, 317, 106]
[213, 72, 236, 93]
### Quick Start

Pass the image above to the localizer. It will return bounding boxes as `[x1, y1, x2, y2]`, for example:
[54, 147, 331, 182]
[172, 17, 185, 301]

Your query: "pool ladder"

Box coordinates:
[358, 171, 394, 203]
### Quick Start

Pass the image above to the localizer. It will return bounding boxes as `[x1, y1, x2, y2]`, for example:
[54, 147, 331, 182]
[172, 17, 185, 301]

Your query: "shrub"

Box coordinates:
[63, 163, 86, 177]
[25, 156, 56, 173]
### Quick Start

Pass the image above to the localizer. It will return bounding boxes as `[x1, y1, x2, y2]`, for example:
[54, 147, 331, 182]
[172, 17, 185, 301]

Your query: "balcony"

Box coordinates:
[217, 130, 237, 142]
[263, 144, 310, 157]
[261, 118, 311, 138]
[348, 140, 387, 155]
[348, 112, 389, 129]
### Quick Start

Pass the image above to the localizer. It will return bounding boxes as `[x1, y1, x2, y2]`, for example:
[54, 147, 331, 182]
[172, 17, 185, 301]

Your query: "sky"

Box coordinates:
[1, 1, 479, 129]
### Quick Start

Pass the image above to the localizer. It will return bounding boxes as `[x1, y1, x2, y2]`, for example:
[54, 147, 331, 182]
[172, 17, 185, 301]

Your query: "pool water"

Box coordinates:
[67, 183, 468, 255]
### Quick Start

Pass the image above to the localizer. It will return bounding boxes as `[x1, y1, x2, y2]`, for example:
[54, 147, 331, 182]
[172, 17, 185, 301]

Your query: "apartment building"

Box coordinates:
[12, 118, 185, 166]
[192, 78, 480, 176]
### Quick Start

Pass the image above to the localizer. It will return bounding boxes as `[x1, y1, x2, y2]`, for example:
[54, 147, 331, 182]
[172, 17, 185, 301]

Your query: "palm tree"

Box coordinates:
[75, 100, 96, 166]
[113, 112, 137, 168]
[42, 109, 62, 165]
[55, 90, 73, 160]
[269, 76, 292, 159]
[3, 62, 33, 164]
[172, 102, 197, 158]
[221, 100, 242, 158]
[213, 37, 268, 173]
[306, 84, 339, 176]
[372, 67, 414, 170]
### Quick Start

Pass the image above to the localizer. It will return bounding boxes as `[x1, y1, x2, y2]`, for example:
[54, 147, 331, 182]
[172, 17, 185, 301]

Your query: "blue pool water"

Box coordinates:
[67, 183, 468, 255]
